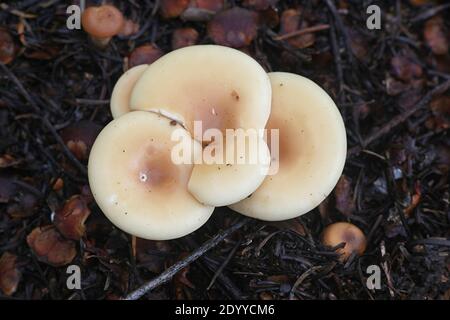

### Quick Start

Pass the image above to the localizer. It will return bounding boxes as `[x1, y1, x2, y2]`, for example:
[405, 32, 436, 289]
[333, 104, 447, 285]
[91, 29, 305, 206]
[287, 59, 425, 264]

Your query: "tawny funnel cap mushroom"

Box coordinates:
[81, 5, 124, 47]
[321, 222, 366, 261]
[129, 45, 272, 207]
[188, 135, 271, 207]
[88, 111, 214, 240]
[110, 64, 148, 119]
[129, 45, 272, 140]
[229, 72, 347, 221]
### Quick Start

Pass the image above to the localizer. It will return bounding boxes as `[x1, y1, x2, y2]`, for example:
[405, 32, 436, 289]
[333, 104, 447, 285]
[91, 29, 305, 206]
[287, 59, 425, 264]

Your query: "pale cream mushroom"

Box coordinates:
[129, 45, 271, 140]
[88, 111, 214, 240]
[229, 72, 347, 221]
[188, 134, 271, 207]
[110, 64, 148, 119]
[129, 44, 272, 207]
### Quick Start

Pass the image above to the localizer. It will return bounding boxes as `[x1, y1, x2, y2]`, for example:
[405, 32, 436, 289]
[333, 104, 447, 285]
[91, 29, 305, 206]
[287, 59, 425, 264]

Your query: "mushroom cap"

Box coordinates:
[88, 111, 214, 240]
[129, 45, 272, 139]
[321, 222, 366, 260]
[188, 135, 271, 207]
[229, 72, 347, 221]
[81, 5, 124, 38]
[110, 65, 148, 119]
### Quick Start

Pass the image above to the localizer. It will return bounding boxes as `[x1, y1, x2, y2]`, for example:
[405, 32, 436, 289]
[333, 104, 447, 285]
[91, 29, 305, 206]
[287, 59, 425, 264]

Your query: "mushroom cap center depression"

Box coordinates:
[108, 136, 192, 209]
[130, 143, 181, 192]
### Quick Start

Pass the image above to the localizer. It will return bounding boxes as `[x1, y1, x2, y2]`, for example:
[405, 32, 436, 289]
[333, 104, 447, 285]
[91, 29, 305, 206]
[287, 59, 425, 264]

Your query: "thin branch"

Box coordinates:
[274, 24, 330, 41]
[411, 3, 450, 23]
[123, 218, 249, 300]
[207, 239, 241, 290]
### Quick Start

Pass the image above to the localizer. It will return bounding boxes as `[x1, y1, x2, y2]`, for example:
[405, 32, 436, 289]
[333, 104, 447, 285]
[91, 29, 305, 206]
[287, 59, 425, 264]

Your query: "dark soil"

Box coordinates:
[0, 0, 449, 300]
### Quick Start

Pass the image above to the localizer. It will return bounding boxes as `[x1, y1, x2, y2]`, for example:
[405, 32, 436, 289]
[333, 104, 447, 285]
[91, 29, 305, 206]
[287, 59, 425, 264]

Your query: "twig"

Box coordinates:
[207, 240, 241, 290]
[411, 3, 450, 23]
[289, 266, 322, 300]
[380, 241, 395, 297]
[123, 218, 249, 300]
[348, 80, 450, 156]
[328, 23, 343, 95]
[274, 24, 330, 41]
[325, 0, 354, 63]
[76, 98, 110, 105]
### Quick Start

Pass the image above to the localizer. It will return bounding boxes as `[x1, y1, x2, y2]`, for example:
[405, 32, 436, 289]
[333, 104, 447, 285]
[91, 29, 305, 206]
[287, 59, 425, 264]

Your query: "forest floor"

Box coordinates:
[0, 0, 449, 300]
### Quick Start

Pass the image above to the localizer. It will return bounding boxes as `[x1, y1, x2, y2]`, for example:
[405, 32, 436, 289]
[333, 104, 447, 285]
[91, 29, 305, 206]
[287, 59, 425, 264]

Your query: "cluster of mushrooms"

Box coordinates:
[88, 44, 347, 241]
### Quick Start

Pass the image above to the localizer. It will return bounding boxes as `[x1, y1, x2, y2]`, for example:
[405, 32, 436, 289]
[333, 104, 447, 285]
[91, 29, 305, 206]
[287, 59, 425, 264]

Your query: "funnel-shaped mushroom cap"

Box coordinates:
[129, 45, 272, 139]
[88, 111, 214, 240]
[229, 72, 347, 221]
[110, 65, 148, 119]
[188, 135, 271, 207]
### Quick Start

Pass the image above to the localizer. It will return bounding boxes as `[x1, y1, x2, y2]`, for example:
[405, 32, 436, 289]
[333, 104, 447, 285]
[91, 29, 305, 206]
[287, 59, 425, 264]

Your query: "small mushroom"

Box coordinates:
[88, 111, 214, 240]
[229, 72, 347, 221]
[321, 222, 366, 261]
[81, 5, 124, 48]
[110, 64, 148, 119]
[128, 45, 272, 207]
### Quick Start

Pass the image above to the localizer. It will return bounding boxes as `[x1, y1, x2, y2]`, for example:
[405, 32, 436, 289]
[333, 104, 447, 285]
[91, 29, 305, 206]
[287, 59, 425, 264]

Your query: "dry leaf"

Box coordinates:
[60, 121, 101, 161]
[335, 175, 355, 215]
[424, 16, 448, 55]
[243, 0, 278, 11]
[0, 252, 21, 296]
[172, 28, 199, 50]
[391, 56, 423, 81]
[128, 44, 163, 68]
[0, 28, 16, 64]
[280, 9, 315, 49]
[54, 195, 91, 240]
[208, 7, 259, 48]
[27, 226, 77, 267]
